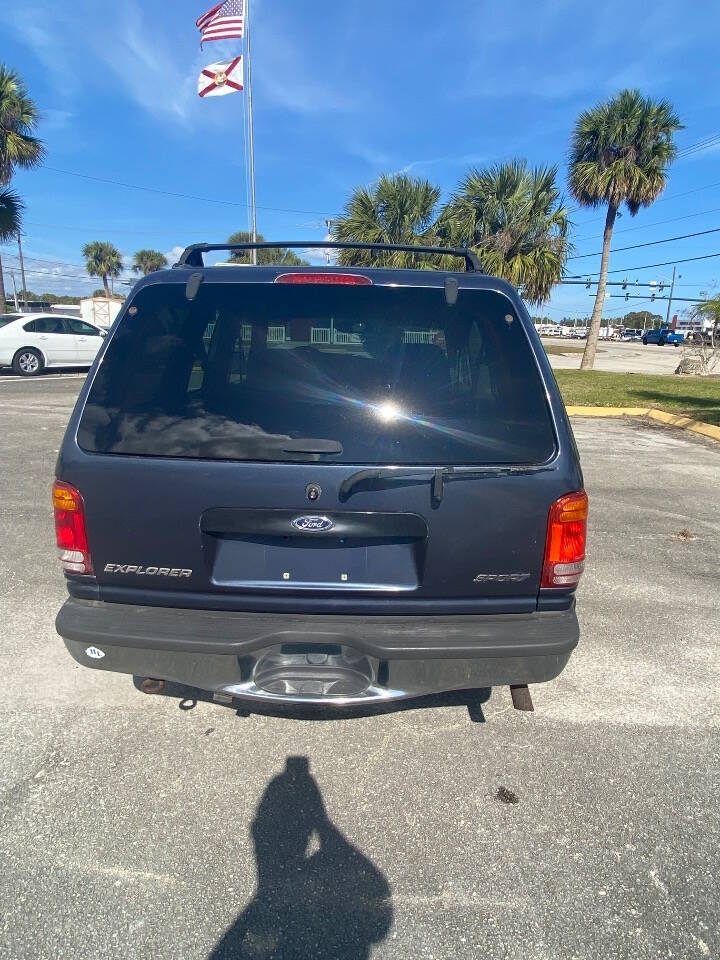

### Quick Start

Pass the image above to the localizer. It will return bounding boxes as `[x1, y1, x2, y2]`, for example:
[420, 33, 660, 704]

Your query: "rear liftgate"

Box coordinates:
[201, 507, 427, 701]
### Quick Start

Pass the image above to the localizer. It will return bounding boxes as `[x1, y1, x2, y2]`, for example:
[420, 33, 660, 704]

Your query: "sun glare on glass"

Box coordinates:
[373, 401, 403, 422]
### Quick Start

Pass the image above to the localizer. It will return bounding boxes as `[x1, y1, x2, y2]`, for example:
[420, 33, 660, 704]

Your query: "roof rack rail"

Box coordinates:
[173, 240, 483, 272]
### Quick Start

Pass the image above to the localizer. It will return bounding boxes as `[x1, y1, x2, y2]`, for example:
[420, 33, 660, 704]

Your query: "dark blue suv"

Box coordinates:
[54, 242, 586, 709]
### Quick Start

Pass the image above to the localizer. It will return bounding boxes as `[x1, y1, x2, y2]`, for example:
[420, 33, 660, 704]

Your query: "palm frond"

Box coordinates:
[331, 174, 444, 268]
[0, 187, 23, 241]
[443, 160, 570, 303]
[568, 89, 682, 212]
[0, 66, 45, 184]
[82, 241, 124, 280]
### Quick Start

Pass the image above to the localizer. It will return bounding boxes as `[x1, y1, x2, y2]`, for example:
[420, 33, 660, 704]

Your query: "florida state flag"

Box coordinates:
[197, 56, 243, 97]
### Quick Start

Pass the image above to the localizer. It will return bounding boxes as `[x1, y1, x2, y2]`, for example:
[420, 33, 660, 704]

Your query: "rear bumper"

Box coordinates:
[57, 598, 579, 705]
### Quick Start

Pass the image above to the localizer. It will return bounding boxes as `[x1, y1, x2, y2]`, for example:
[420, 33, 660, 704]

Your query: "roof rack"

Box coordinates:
[173, 240, 482, 273]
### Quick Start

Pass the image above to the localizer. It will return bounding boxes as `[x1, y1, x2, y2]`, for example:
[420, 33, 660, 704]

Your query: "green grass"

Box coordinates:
[555, 370, 720, 426]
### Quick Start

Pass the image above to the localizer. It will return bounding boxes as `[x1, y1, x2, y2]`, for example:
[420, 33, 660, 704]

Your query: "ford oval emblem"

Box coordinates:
[292, 515, 334, 532]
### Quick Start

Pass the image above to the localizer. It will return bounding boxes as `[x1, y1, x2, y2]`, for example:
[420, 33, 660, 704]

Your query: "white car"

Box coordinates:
[621, 328, 643, 342]
[0, 313, 106, 376]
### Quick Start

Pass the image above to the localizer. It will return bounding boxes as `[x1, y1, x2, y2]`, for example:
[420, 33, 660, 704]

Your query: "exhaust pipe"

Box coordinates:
[140, 677, 165, 695]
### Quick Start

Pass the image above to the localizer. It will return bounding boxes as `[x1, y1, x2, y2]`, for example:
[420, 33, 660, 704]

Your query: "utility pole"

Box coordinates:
[10, 271, 19, 310]
[245, 0, 258, 264]
[324, 219, 334, 265]
[665, 265, 678, 326]
[17, 233, 28, 309]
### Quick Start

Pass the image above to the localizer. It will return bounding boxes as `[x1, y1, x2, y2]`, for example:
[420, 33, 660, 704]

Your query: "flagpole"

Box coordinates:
[245, 0, 258, 265]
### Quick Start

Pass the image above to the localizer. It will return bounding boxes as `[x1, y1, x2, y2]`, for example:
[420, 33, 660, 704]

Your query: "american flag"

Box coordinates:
[196, 0, 245, 44]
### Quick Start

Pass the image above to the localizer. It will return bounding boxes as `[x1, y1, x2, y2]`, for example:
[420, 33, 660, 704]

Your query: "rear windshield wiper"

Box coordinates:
[338, 466, 521, 504]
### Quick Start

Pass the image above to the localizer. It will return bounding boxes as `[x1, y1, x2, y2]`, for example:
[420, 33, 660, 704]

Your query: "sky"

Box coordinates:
[1, 0, 720, 321]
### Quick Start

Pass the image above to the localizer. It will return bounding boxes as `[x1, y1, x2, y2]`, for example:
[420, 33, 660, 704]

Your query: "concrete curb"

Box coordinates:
[566, 406, 720, 443]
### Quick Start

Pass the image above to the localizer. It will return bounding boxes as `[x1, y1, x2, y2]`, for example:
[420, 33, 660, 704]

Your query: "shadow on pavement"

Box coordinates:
[207, 756, 393, 959]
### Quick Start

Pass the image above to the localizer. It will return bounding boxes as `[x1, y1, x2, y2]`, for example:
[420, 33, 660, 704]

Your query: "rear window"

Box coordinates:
[23, 317, 67, 334]
[77, 281, 556, 465]
[0, 314, 21, 327]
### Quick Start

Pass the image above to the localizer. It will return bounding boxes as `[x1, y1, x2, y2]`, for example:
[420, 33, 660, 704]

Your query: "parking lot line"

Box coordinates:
[0, 373, 87, 384]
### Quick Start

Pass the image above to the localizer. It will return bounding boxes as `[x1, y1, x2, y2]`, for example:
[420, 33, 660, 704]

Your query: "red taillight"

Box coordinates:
[541, 491, 588, 588]
[274, 272, 372, 285]
[53, 481, 93, 575]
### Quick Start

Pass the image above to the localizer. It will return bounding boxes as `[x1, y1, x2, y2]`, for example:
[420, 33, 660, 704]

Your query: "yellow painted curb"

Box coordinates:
[646, 408, 720, 443]
[565, 406, 650, 417]
[567, 405, 720, 443]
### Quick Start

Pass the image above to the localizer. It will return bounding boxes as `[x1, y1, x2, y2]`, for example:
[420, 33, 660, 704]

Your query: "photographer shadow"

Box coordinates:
[208, 756, 393, 959]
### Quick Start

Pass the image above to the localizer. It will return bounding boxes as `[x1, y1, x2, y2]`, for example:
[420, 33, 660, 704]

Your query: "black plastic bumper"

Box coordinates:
[57, 598, 579, 704]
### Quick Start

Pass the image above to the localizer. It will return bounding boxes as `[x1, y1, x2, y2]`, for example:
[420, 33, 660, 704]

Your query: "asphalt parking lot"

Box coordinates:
[1, 377, 719, 960]
[544, 338, 685, 374]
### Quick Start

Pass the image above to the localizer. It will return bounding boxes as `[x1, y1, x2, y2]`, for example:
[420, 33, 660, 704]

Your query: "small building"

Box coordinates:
[80, 297, 124, 329]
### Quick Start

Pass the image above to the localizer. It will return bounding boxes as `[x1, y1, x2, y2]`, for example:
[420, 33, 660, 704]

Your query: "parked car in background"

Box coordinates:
[0, 313, 106, 375]
[621, 328, 643, 342]
[642, 328, 685, 347]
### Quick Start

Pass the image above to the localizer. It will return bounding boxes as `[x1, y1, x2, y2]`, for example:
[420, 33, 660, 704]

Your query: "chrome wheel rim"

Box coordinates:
[19, 352, 40, 373]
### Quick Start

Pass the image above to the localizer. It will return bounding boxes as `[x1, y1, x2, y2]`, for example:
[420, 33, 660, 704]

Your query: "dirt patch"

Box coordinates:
[673, 527, 697, 542]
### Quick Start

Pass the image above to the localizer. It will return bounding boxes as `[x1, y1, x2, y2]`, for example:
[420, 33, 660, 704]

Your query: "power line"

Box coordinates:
[567, 226, 720, 260]
[567, 250, 720, 278]
[571, 179, 720, 227]
[41, 165, 331, 217]
[20, 220, 208, 238]
[606, 294, 704, 303]
[0, 247, 96, 270]
[573, 205, 720, 242]
[676, 133, 720, 158]
[0, 251, 135, 288]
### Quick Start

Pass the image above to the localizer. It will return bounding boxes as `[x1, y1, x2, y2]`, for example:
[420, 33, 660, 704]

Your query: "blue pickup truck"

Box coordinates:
[642, 328, 685, 346]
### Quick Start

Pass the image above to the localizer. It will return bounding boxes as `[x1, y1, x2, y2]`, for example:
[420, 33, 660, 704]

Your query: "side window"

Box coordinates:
[32, 317, 69, 334]
[66, 319, 100, 336]
[22, 320, 36, 333]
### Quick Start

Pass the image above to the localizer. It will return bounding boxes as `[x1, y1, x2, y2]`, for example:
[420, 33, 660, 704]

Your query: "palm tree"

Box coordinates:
[82, 241, 123, 298]
[331, 174, 443, 268]
[441, 161, 570, 303]
[132, 249, 168, 275]
[0, 188, 22, 309]
[227, 230, 309, 265]
[0, 66, 44, 311]
[568, 89, 683, 369]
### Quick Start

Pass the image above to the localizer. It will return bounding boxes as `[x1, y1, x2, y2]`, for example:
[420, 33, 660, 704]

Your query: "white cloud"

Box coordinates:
[255, 30, 358, 116]
[164, 246, 186, 265]
[87, 3, 195, 125]
[394, 154, 487, 176]
[40, 109, 74, 132]
[1, 1, 201, 128]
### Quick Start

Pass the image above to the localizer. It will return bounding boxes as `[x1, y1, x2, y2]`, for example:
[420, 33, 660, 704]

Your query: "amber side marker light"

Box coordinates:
[541, 490, 588, 588]
[274, 272, 372, 285]
[53, 480, 93, 575]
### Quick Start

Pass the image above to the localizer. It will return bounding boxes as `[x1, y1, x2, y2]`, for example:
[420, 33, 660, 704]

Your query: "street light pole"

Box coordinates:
[17, 233, 28, 309]
[665, 265, 678, 326]
[10, 270, 19, 310]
